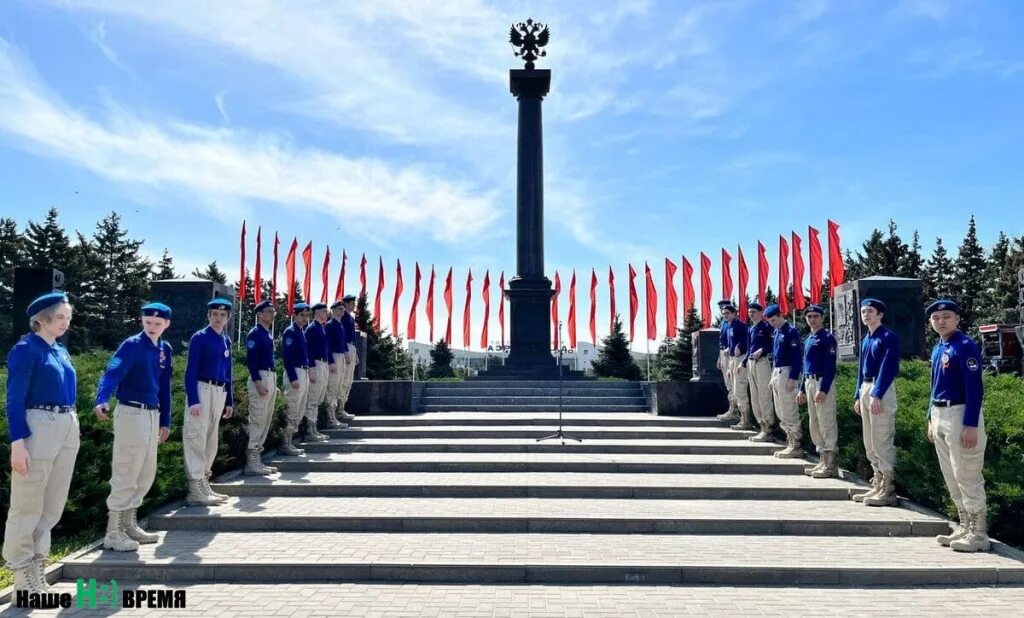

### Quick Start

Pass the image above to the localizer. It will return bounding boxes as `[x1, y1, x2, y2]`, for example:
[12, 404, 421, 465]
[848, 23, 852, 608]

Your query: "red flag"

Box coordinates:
[738, 246, 749, 317]
[253, 226, 262, 304]
[301, 241, 313, 303]
[828, 219, 845, 292]
[778, 235, 790, 315]
[271, 232, 279, 302]
[682, 257, 695, 318]
[700, 252, 712, 328]
[481, 270, 490, 349]
[567, 270, 577, 349]
[392, 259, 404, 336]
[808, 226, 823, 304]
[444, 267, 453, 344]
[627, 264, 638, 342]
[284, 238, 298, 314]
[335, 250, 347, 301]
[589, 268, 598, 345]
[664, 258, 678, 339]
[721, 248, 733, 301]
[426, 266, 436, 342]
[792, 232, 806, 310]
[463, 269, 473, 348]
[645, 262, 657, 340]
[238, 221, 247, 301]
[359, 253, 368, 298]
[408, 262, 421, 340]
[320, 246, 331, 304]
[757, 241, 769, 307]
[498, 271, 506, 347]
[374, 256, 385, 328]
[551, 271, 561, 348]
[608, 266, 616, 334]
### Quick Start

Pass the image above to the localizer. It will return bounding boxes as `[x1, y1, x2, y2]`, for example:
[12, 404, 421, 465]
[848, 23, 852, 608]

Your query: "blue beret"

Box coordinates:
[721, 303, 737, 312]
[141, 302, 172, 319]
[342, 294, 356, 302]
[861, 298, 886, 312]
[763, 304, 781, 318]
[27, 292, 69, 317]
[926, 299, 959, 316]
[208, 298, 233, 311]
[254, 300, 275, 312]
[311, 302, 328, 311]
[717, 299, 733, 307]
[330, 300, 344, 309]
[293, 302, 311, 312]
[805, 304, 825, 315]
[748, 302, 764, 311]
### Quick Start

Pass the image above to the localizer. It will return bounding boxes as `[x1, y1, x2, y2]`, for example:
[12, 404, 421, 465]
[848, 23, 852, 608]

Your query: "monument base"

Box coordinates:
[504, 275, 556, 371]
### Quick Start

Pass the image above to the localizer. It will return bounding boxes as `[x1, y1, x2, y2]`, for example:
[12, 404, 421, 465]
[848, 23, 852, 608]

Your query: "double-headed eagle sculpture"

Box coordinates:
[509, 19, 550, 69]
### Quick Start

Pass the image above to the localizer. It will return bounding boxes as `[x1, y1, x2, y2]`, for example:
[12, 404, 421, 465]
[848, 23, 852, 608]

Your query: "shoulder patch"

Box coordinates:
[284, 336, 292, 347]
[247, 339, 256, 349]
[107, 356, 122, 370]
[966, 357, 980, 372]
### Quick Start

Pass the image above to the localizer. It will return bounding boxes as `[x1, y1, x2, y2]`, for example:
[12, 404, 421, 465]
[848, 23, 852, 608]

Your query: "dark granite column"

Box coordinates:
[504, 68, 555, 369]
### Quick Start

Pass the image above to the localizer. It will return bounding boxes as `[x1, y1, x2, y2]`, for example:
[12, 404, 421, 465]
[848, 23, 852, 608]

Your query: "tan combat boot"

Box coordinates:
[863, 471, 897, 507]
[279, 427, 304, 456]
[12, 564, 42, 594]
[185, 478, 222, 506]
[852, 471, 881, 502]
[323, 406, 343, 429]
[337, 409, 355, 422]
[203, 475, 229, 502]
[774, 436, 804, 459]
[749, 424, 774, 443]
[951, 510, 991, 553]
[32, 555, 49, 591]
[244, 448, 276, 476]
[730, 407, 755, 431]
[124, 508, 159, 544]
[103, 511, 140, 551]
[937, 506, 968, 547]
[811, 451, 838, 479]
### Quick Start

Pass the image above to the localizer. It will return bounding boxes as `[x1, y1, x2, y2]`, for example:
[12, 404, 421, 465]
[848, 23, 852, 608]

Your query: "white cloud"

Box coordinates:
[83, 19, 136, 80]
[0, 37, 499, 242]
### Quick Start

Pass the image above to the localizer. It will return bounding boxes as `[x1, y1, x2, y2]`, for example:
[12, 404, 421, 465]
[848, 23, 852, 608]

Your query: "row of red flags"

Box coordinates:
[237, 220, 844, 348]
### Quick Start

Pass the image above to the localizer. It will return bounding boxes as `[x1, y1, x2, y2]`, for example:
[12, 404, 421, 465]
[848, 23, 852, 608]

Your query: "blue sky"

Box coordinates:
[1, 0, 1022, 349]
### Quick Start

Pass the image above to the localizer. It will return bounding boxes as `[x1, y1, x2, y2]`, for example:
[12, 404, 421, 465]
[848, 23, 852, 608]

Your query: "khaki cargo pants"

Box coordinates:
[931, 405, 987, 513]
[805, 376, 838, 452]
[183, 382, 227, 481]
[247, 370, 278, 450]
[859, 382, 898, 474]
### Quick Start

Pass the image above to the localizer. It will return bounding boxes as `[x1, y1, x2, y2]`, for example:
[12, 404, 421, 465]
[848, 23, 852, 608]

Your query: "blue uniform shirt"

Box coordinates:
[802, 328, 838, 394]
[184, 326, 234, 408]
[5, 334, 77, 442]
[930, 332, 984, 427]
[95, 332, 173, 428]
[727, 319, 749, 357]
[304, 321, 329, 364]
[746, 320, 773, 364]
[325, 318, 349, 357]
[281, 322, 309, 382]
[718, 322, 729, 350]
[245, 323, 275, 382]
[772, 322, 803, 380]
[856, 325, 900, 399]
[341, 312, 357, 345]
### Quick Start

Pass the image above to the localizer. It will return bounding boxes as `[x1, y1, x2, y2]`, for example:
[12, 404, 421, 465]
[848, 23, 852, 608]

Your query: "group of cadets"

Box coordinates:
[3, 292, 360, 593]
[715, 295, 991, 552]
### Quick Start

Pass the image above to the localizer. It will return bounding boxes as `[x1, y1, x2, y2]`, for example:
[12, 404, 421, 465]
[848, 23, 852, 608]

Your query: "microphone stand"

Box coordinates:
[537, 321, 582, 445]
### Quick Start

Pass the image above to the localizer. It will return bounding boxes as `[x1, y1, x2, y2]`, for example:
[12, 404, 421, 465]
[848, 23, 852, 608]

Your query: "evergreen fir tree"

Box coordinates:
[353, 292, 411, 379]
[0, 217, 26, 349]
[24, 207, 73, 269]
[153, 249, 176, 280]
[192, 261, 228, 284]
[900, 230, 925, 278]
[953, 216, 987, 331]
[923, 237, 956, 301]
[981, 233, 1024, 325]
[88, 212, 153, 349]
[655, 307, 703, 381]
[591, 314, 642, 380]
[427, 339, 456, 378]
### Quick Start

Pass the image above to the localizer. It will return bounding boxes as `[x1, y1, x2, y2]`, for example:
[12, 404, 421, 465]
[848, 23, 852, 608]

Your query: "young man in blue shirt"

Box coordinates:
[796, 304, 839, 478]
[715, 299, 740, 424]
[764, 304, 803, 458]
[324, 300, 353, 426]
[244, 300, 279, 476]
[281, 302, 312, 455]
[337, 295, 360, 416]
[303, 303, 331, 442]
[94, 302, 174, 550]
[745, 302, 776, 443]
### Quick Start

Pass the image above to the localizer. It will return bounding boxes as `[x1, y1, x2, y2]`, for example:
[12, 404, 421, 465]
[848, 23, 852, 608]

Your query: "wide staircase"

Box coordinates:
[420, 380, 648, 413]
[40, 410, 1024, 613]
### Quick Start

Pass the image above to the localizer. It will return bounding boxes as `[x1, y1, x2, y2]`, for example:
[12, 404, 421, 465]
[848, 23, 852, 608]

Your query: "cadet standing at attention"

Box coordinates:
[303, 302, 331, 441]
[796, 304, 839, 478]
[244, 299, 279, 476]
[94, 302, 174, 551]
[182, 299, 234, 507]
[722, 303, 752, 431]
[337, 294, 360, 417]
[324, 301, 353, 427]
[764, 304, 803, 458]
[853, 298, 901, 507]
[4, 293, 80, 593]
[926, 300, 990, 552]
[280, 302, 311, 455]
[715, 299, 740, 424]
[745, 302, 775, 443]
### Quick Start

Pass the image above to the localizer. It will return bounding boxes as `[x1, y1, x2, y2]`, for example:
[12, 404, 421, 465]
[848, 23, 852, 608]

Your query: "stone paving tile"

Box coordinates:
[9, 582, 1024, 617]
[157, 497, 943, 523]
[66, 531, 1024, 569]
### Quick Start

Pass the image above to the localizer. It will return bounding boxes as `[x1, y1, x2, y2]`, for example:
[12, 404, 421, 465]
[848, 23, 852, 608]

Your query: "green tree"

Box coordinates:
[953, 216, 987, 332]
[981, 233, 1024, 325]
[24, 207, 73, 269]
[153, 249, 176, 280]
[591, 314, 642, 380]
[847, 220, 907, 279]
[353, 292, 411, 379]
[655, 307, 703, 381]
[923, 237, 956, 301]
[192, 261, 228, 284]
[86, 213, 153, 349]
[427, 338, 456, 378]
[900, 230, 925, 278]
[0, 218, 26, 350]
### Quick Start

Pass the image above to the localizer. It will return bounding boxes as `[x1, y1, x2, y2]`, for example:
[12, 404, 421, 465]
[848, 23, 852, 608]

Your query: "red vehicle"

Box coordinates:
[978, 324, 1023, 376]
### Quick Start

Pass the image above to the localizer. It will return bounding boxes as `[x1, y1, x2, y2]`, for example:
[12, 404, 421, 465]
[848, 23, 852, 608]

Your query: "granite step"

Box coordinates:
[212, 471, 855, 500]
[422, 381, 640, 389]
[345, 412, 717, 427]
[149, 497, 950, 536]
[62, 531, 1024, 585]
[419, 404, 651, 412]
[296, 438, 777, 455]
[322, 425, 749, 441]
[419, 387, 642, 397]
[419, 396, 648, 407]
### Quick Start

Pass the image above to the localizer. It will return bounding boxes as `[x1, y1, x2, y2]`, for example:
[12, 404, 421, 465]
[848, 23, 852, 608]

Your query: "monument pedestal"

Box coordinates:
[504, 275, 554, 370]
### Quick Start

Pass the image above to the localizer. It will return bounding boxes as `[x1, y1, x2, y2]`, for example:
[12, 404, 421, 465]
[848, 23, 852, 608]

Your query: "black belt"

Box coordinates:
[805, 373, 821, 379]
[932, 399, 964, 408]
[199, 378, 227, 387]
[31, 404, 74, 414]
[124, 401, 158, 411]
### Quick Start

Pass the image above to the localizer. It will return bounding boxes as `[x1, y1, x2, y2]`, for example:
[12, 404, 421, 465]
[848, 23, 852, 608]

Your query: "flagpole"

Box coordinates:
[646, 337, 651, 382]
